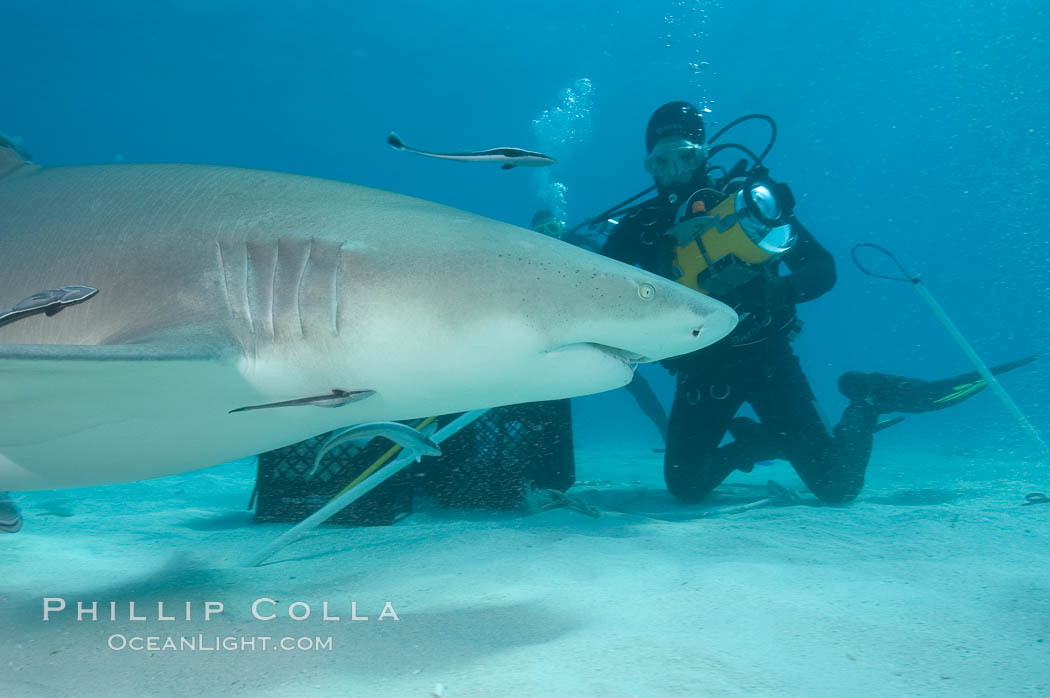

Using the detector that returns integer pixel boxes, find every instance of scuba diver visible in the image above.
[531,209,670,443]
[594,101,1033,504]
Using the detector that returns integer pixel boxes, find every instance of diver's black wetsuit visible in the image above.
[601,177,879,504]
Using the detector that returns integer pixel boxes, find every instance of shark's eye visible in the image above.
[638,283,655,300]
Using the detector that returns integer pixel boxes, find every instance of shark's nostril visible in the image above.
[692,327,702,338]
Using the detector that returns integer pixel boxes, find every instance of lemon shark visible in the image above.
[0,143,737,491]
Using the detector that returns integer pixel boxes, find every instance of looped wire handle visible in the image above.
[850,242,918,283]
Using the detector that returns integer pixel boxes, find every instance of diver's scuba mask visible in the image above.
[644,137,709,187]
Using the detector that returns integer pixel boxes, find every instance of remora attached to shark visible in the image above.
[0,143,737,491]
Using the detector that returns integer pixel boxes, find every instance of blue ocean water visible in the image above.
[3,3,1050,694]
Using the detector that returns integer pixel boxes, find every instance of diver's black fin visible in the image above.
[501,163,516,170]
[230,388,375,413]
[839,355,1037,415]
[875,416,906,432]
[923,355,1037,410]
[984,355,1037,376]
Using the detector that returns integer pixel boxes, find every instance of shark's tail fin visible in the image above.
[0,132,30,179]
[386,132,406,150]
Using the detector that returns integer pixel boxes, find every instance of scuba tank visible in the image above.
[667,167,796,296]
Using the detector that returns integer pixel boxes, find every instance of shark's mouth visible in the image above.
[545,342,650,368]
[543,342,653,374]
[586,343,651,366]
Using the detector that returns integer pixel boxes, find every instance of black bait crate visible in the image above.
[252,400,575,525]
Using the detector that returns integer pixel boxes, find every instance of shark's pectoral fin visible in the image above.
[229,389,375,414]
[0,325,241,364]
[501,163,516,170]
[0,328,243,447]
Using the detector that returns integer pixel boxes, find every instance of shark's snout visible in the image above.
[552,287,737,369]
[643,280,739,360]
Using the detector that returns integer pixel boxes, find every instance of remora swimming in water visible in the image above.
[386,132,556,169]
[0,142,737,491]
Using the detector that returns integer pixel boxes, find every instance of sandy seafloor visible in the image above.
[2,437,1048,698]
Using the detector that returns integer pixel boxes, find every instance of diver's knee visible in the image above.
[666,479,717,504]
[663,461,718,503]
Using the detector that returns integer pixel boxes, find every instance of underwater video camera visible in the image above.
[668,169,796,295]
